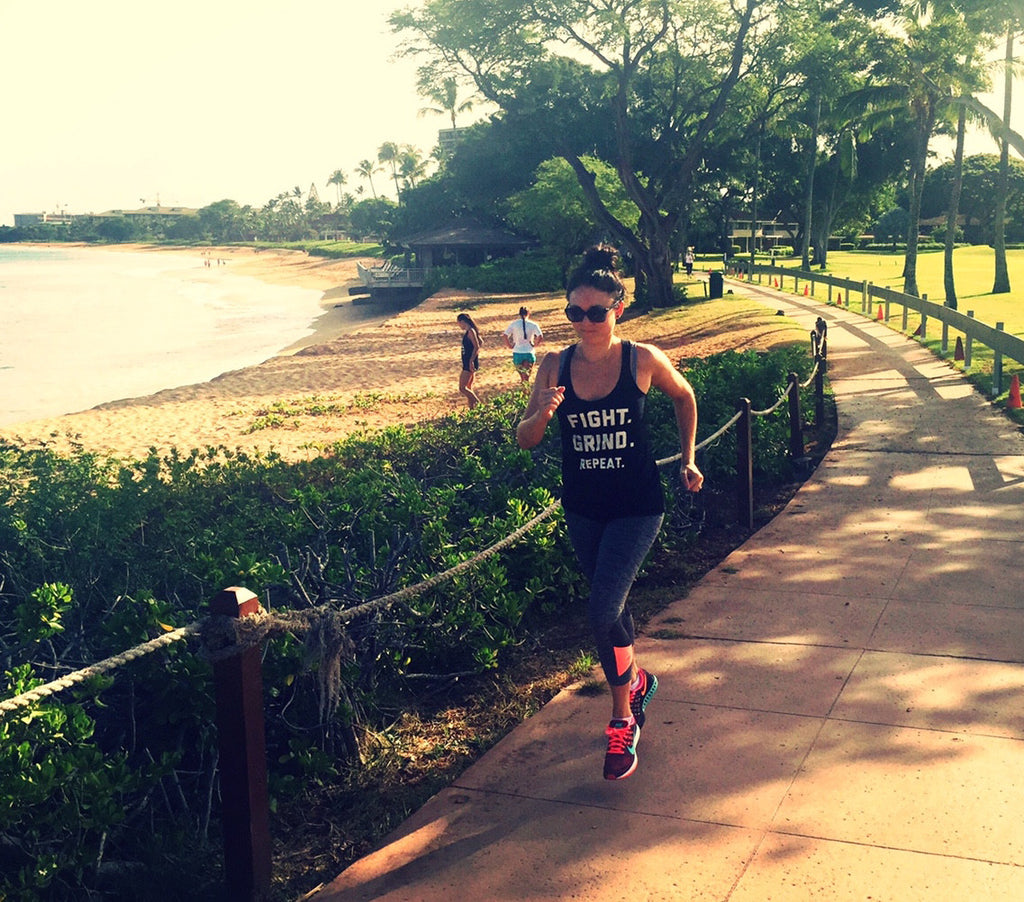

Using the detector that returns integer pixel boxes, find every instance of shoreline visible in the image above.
[109,243,393,355]
[0,244,557,461]
[1,244,799,463]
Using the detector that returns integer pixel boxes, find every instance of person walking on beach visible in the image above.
[516,244,703,781]
[503,306,543,383]
[457,312,482,409]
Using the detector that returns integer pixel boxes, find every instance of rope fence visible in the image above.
[0,623,203,716]
[0,350,825,720]
[0,331,829,898]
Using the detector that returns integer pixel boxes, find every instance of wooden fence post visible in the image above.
[994,322,1005,397]
[211,586,272,902]
[736,398,753,531]
[814,355,825,430]
[966,311,974,369]
[787,372,803,460]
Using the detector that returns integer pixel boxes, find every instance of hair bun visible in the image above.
[583,244,618,273]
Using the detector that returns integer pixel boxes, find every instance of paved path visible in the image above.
[314,285,1024,900]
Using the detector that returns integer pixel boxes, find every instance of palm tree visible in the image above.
[356,159,380,200]
[992,27,1014,294]
[943,96,968,309]
[326,169,347,207]
[418,75,474,129]
[377,142,403,200]
[399,145,429,191]
[843,9,977,296]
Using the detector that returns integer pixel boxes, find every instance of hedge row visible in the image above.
[0,345,813,899]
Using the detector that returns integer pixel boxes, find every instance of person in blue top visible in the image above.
[516,244,703,781]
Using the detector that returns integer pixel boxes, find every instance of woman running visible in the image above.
[516,244,703,780]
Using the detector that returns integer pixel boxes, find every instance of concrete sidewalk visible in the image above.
[315,286,1024,901]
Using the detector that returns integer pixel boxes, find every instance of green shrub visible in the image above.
[0,345,813,897]
[422,252,562,295]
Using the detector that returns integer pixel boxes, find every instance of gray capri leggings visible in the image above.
[564,510,664,687]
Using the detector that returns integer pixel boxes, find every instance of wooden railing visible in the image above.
[734,261,1024,397]
[355,261,427,289]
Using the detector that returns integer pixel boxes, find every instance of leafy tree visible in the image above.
[445,118,556,220]
[349,196,398,240]
[197,198,247,242]
[94,216,136,243]
[506,155,639,277]
[872,206,909,249]
[392,0,770,308]
[164,213,205,243]
[923,154,1024,245]
[390,175,468,238]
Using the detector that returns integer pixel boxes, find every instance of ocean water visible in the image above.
[0,245,327,427]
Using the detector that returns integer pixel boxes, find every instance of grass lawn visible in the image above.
[697,246,1024,423]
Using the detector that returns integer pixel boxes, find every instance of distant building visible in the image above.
[437,127,470,156]
[13,212,74,227]
[13,205,198,226]
[97,205,198,219]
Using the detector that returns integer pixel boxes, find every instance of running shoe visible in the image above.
[629,668,658,728]
[604,718,640,780]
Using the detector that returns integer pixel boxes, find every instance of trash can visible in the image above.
[708,270,724,299]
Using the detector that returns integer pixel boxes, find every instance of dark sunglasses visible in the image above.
[565,303,618,323]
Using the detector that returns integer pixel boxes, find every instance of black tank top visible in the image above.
[556,341,664,520]
[462,331,478,369]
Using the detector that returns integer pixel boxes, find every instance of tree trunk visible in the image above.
[801,95,821,272]
[750,121,763,272]
[993,29,1013,295]
[903,100,936,298]
[634,242,677,308]
[562,151,678,308]
[944,101,967,309]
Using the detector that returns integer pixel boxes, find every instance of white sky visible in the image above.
[0,1,454,225]
[0,1,1017,228]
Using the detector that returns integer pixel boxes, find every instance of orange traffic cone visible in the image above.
[876,306,883,321]
[954,336,964,361]
[1009,375,1022,410]
[804,284,809,297]
[773,278,779,288]
[837,291,843,306]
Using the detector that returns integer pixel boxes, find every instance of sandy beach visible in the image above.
[0,246,767,461]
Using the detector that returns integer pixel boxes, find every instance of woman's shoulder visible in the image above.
[536,344,570,380]
[631,341,675,374]
[631,340,666,359]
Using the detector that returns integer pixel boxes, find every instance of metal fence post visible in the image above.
[211,586,272,902]
[736,398,753,530]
